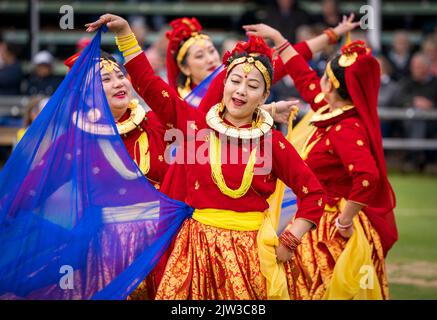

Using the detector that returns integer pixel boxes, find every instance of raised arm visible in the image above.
[244,14,359,61]
[86,14,198,133]
[242,17,360,111]
[304,14,360,56]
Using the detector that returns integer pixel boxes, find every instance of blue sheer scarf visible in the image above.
[0,29,193,300]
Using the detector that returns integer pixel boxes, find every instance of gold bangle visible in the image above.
[122,45,141,57]
[115,33,139,55]
[116,33,136,42]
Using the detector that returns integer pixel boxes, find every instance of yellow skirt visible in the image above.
[154,218,302,300]
[292,201,389,300]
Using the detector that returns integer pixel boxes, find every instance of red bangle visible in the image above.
[275,40,290,54]
[279,230,301,252]
[323,28,338,45]
[278,42,291,55]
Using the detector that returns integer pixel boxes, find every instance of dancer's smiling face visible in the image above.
[100,61,133,121]
[179,39,221,85]
[223,63,269,126]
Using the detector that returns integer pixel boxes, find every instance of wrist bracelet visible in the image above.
[323,28,338,45]
[276,41,291,55]
[335,217,353,230]
[275,40,290,53]
[279,230,301,252]
[115,32,141,57]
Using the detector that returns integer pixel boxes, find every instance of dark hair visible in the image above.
[227,52,274,93]
[329,55,351,101]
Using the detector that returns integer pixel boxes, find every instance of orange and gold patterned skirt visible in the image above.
[292,203,389,300]
[154,218,301,300]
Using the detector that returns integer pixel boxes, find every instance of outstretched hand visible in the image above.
[85,13,131,37]
[242,23,286,47]
[272,100,299,124]
[333,13,361,37]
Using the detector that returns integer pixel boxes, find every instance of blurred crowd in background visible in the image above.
[1,0,437,172]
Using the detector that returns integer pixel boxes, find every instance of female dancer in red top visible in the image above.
[86,14,326,299]
[244,21,398,299]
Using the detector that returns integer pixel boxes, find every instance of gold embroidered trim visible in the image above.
[310,104,355,124]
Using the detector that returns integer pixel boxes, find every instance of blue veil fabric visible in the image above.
[0,29,193,300]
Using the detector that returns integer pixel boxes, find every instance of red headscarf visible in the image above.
[342,41,398,254]
[63,52,81,71]
[198,36,273,112]
[165,17,205,92]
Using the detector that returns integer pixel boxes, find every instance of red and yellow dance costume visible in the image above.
[160,17,315,202]
[282,41,398,299]
[124,39,326,299]
[154,17,317,293]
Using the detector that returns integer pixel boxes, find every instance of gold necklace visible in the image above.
[116,99,150,175]
[206,103,273,140]
[116,99,146,135]
[209,131,257,199]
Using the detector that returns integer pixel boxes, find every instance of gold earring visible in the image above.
[184,76,191,90]
[255,106,261,124]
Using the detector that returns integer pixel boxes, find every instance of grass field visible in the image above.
[386,174,437,299]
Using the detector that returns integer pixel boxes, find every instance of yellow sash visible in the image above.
[192,208,263,232]
[322,200,383,300]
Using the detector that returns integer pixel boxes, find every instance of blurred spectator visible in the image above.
[386,31,413,81]
[377,55,399,108]
[76,37,91,53]
[145,26,168,80]
[376,55,400,138]
[24,51,63,96]
[130,16,149,50]
[221,38,240,56]
[145,46,166,80]
[0,41,22,95]
[16,95,49,144]
[262,0,311,43]
[317,0,341,28]
[421,35,437,77]
[297,24,337,76]
[296,24,317,43]
[393,52,437,170]
[394,53,437,110]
